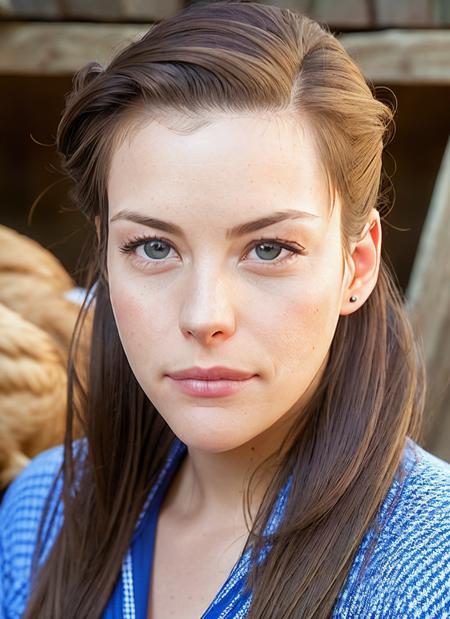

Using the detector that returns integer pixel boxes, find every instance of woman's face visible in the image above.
[106,112,353,453]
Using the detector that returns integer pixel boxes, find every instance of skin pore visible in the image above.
[101,111,381,533]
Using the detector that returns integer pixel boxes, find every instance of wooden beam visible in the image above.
[259,0,450,27]
[341,29,450,84]
[0,0,182,20]
[259,0,371,27]
[376,0,435,27]
[0,23,145,74]
[0,23,449,84]
[407,136,450,462]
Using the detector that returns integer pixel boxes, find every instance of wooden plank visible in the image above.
[60,0,182,20]
[0,0,182,19]
[433,0,450,26]
[3,0,449,26]
[407,136,450,462]
[3,0,60,18]
[0,23,145,74]
[376,0,434,26]
[121,0,182,20]
[259,0,450,27]
[0,23,450,85]
[258,0,371,26]
[434,0,450,23]
[54,0,125,20]
[340,29,450,84]
[310,0,371,27]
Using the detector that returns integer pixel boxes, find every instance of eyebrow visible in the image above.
[110,208,319,240]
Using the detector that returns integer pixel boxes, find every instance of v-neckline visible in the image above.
[127,438,293,619]
[131,439,187,617]
[130,438,254,618]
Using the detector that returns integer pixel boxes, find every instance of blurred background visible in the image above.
[0,0,449,465]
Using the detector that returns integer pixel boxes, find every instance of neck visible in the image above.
[162,407,299,531]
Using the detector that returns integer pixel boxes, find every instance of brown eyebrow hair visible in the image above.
[109,208,319,240]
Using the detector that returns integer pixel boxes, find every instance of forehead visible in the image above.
[107,111,333,221]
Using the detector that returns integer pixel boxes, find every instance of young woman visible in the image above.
[1,2,449,618]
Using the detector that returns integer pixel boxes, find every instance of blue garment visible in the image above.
[1,436,449,618]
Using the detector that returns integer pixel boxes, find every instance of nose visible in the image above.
[179,268,236,346]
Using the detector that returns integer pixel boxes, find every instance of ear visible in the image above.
[340,209,382,316]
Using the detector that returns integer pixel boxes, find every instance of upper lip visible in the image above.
[167,366,256,381]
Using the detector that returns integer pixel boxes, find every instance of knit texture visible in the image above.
[0,437,449,618]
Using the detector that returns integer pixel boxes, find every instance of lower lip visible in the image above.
[166,376,256,397]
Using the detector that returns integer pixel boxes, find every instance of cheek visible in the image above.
[108,276,171,360]
[256,267,343,368]
[266,299,336,361]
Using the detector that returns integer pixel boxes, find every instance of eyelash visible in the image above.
[118,233,307,269]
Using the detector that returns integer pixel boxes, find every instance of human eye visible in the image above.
[119,234,178,268]
[118,234,307,271]
[243,237,307,267]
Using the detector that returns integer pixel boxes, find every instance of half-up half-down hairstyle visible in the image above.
[23,2,424,617]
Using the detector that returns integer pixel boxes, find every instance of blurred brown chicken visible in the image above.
[0,225,92,491]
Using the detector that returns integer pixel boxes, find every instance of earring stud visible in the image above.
[350,295,358,303]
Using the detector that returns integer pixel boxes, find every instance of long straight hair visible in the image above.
[23,2,424,617]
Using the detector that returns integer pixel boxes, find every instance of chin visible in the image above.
[170,424,257,454]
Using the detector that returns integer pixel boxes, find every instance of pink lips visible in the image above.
[166,366,257,397]
[167,366,256,381]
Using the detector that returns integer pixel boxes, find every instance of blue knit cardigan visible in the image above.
[1,436,449,618]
